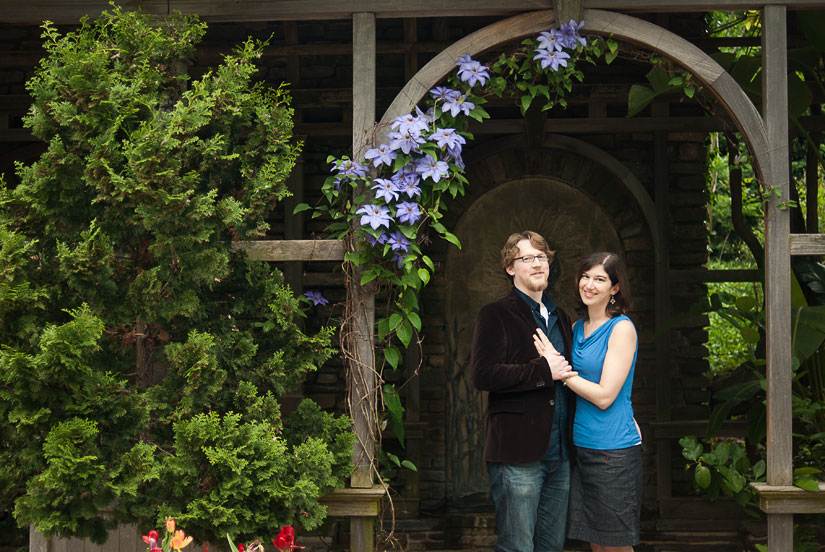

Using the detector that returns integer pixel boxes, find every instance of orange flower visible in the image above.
[170,530,193,550]
[165,518,176,533]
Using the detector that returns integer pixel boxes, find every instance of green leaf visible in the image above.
[740,326,761,344]
[397,321,414,348]
[384,346,402,369]
[421,255,435,272]
[752,459,766,479]
[417,268,430,286]
[694,465,712,489]
[401,460,418,472]
[292,202,312,214]
[226,534,239,552]
[714,442,730,464]
[386,452,401,467]
[794,478,820,491]
[626,84,656,117]
[520,94,534,114]
[360,269,378,285]
[441,231,462,249]
[389,312,404,331]
[383,384,406,447]
[793,467,822,477]
[735,296,757,312]
[605,49,618,64]
[407,311,422,332]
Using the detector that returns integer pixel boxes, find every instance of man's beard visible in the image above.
[525,278,548,293]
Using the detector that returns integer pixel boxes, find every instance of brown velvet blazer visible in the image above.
[471,288,574,464]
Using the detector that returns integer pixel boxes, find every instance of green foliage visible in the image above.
[0,5,351,545]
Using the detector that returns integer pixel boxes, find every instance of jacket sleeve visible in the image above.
[470,303,555,393]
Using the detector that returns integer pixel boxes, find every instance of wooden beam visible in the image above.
[669,268,761,283]
[4,1,825,24]
[319,485,386,517]
[752,482,825,514]
[789,233,825,256]
[231,239,345,261]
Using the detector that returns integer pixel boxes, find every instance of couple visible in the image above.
[471,230,642,552]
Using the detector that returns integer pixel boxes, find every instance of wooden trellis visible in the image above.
[9,1,825,551]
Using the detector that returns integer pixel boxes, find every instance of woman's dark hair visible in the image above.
[574,251,632,318]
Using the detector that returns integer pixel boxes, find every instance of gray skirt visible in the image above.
[567,444,642,547]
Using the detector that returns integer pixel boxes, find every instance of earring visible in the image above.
[609,295,616,305]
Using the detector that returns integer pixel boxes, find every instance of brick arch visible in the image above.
[439,137,655,502]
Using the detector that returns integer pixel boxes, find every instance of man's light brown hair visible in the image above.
[500,230,555,277]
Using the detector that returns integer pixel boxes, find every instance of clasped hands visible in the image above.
[533,330,577,381]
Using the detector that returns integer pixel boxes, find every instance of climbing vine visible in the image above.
[297,19,616,474]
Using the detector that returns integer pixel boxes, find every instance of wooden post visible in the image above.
[762,5,794,551]
[552,0,582,24]
[350,12,377,552]
[652,100,673,502]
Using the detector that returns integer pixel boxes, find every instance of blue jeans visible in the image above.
[487,459,570,552]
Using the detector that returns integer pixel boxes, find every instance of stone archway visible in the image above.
[442,136,653,503]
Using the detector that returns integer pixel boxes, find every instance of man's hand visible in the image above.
[533,330,577,381]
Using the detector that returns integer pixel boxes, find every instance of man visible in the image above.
[471,230,576,552]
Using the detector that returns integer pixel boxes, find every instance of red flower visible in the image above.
[238,545,246,552]
[142,530,160,548]
[272,527,303,551]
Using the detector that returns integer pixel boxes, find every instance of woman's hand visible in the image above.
[533,330,577,381]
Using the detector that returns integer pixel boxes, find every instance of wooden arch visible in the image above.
[379,9,770,183]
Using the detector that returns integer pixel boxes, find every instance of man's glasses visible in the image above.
[514,255,549,264]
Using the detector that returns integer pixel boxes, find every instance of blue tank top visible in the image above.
[571,315,640,450]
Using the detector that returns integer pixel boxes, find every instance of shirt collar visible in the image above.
[513,287,557,314]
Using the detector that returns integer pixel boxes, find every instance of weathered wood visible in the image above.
[231,240,345,261]
[650,420,747,439]
[762,6,794,551]
[29,527,50,552]
[553,0,582,24]
[349,16,377,552]
[762,3,793,489]
[4,1,825,24]
[789,233,825,256]
[319,485,386,517]
[752,482,825,514]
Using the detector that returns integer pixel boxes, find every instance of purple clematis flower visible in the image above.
[366,231,388,247]
[356,204,393,230]
[398,176,422,198]
[304,290,329,306]
[331,158,368,177]
[364,143,397,168]
[560,19,587,48]
[391,112,430,136]
[456,58,491,88]
[416,157,450,183]
[537,29,565,52]
[534,48,570,71]
[372,178,400,203]
[430,86,461,101]
[447,145,466,170]
[392,252,406,268]
[395,201,422,225]
[387,231,411,253]
[442,94,475,117]
[388,130,426,154]
[430,127,467,150]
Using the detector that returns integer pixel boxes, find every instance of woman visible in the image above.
[534,251,642,552]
